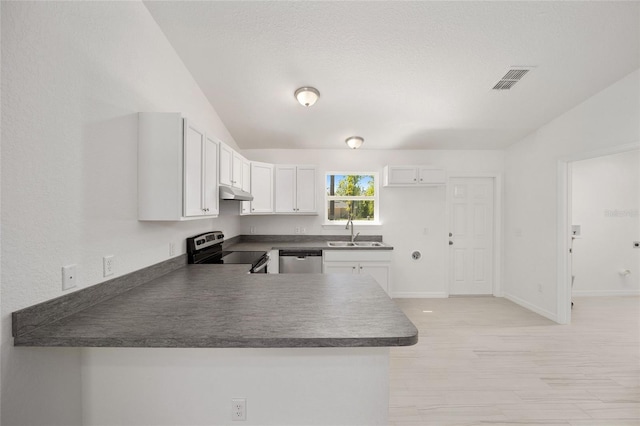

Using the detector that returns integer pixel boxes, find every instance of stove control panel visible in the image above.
[187,231,224,253]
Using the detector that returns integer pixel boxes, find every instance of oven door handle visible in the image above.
[251,256,269,273]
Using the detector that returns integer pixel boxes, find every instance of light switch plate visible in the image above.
[62,264,77,290]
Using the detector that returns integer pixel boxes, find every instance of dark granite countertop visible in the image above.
[225,235,393,252]
[14,265,417,348]
[227,241,394,251]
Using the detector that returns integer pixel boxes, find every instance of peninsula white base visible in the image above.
[81,347,389,425]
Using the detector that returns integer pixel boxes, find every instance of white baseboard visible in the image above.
[392,292,448,299]
[572,289,640,297]
[503,293,558,322]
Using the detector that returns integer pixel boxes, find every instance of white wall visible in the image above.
[504,69,640,320]
[82,347,389,426]
[1,2,241,424]
[571,150,640,296]
[242,149,504,297]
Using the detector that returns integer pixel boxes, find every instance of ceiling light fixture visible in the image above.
[345,136,364,150]
[294,87,320,107]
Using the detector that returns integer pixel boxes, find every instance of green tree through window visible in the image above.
[326,174,377,222]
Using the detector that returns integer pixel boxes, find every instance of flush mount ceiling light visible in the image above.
[345,136,364,150]
[294,87,320,107]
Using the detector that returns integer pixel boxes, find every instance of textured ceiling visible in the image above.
[144,1,639,150]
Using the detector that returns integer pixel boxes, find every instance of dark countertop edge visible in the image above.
[229,234,393,250]
[274,244,393,251]
[14,334,418,348]
[236,234,384,243]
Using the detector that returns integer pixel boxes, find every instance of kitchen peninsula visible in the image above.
[13,254,417,425]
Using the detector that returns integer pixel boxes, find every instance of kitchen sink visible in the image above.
[326,241,384,247]
[353,241,384,247]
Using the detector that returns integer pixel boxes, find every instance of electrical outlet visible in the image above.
[295,227,300,234]
[301,227,307,234]
[62,264,77,290]
[250,226,256,234]
[103,255,114,277]
[232,398,246,421]
[169,243,176,257]
[537,283,543,293]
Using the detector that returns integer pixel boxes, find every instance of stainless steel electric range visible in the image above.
[186,231,269,273]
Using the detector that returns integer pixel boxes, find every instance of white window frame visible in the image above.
[324,171,381,226]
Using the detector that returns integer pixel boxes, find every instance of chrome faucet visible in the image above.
[345,217,360,242]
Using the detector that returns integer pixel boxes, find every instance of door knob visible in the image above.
[449,232,453,237]
[449,241,454,245]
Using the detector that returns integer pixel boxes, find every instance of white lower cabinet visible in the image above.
[267,249,279,274]
[323,250,391,295]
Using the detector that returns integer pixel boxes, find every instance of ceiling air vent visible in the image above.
[492,67,534,90]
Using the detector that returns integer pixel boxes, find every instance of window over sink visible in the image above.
[325,172,379,224]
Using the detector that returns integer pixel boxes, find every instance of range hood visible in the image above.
[219,185,253,201]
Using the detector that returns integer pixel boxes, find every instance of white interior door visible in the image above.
[449,177,494,295]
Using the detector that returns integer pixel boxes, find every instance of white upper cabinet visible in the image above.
[249,162,274,213]
[232,151,244,189]
[418,168,446,184]
[220,142,246,189]
[275,165,316,214]
[202,135,219,215]
[138,112,218,221]
[183,121,206,217]
[384,166,417,185]
[275,165,296,213]
[219,143,233,187]
[383,165,446,186]
[240,159,252,214]
[295,166,317,213]
[184,123,219,217]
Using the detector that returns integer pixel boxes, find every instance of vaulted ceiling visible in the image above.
[144,1,639,150]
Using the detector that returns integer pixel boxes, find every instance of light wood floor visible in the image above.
[389,296,640,426]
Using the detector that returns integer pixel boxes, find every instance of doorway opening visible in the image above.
[557,144,639,324]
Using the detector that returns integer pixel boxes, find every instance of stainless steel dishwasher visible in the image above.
[279,249,323,273]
